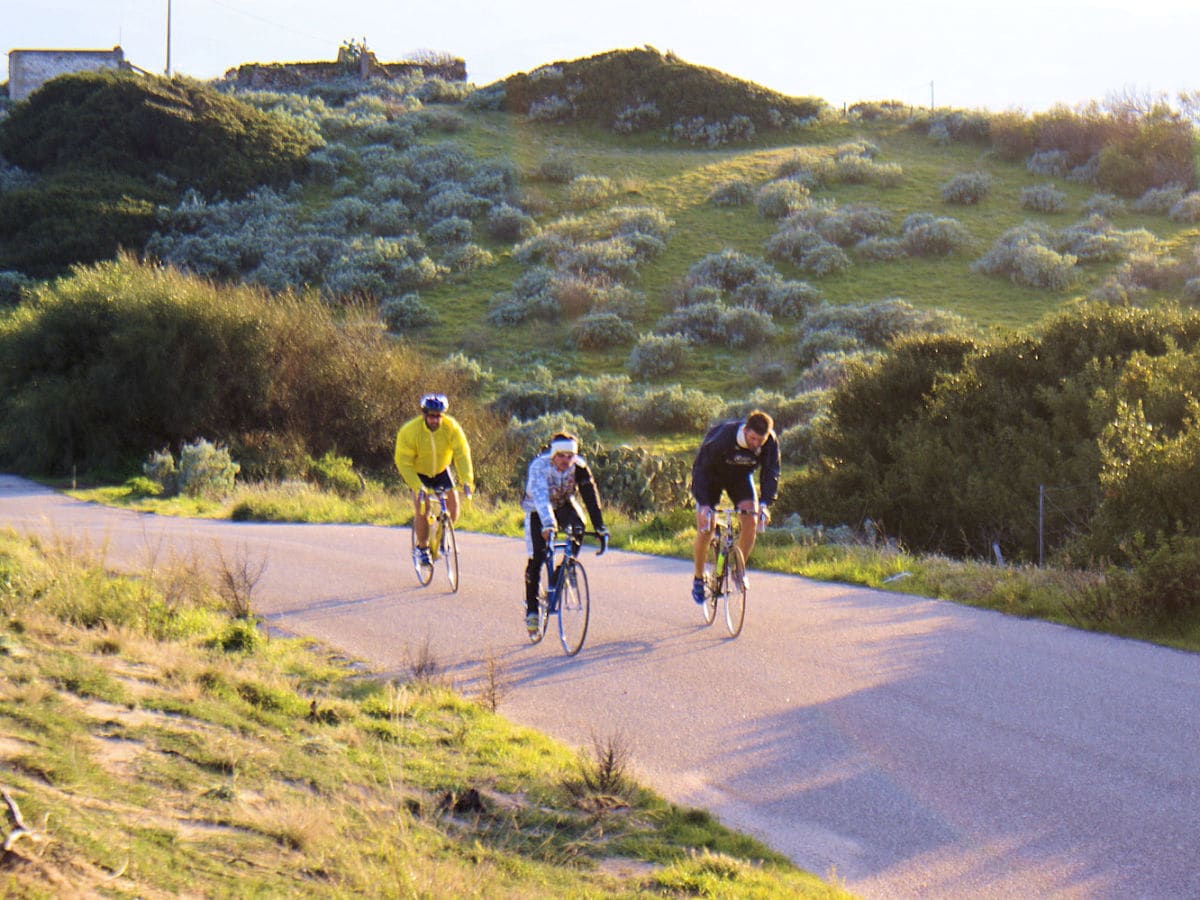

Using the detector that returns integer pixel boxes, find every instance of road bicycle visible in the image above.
[528,526,608,656]
[411,488,459,592]
[701,507,748,637]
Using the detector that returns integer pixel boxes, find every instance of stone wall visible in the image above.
[226,50,467,91]
[8,47,128,101]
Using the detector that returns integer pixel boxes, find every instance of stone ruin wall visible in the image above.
[8,47,128,101]
[227,51,467,91]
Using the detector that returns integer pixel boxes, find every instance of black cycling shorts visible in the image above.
[693,474,757,510]
[418,469,454,492]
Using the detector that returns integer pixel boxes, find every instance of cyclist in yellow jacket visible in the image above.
[394,393,474,566]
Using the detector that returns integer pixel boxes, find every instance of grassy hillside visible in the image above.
[403,107,1198,396]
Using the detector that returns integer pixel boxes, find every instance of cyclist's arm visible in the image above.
[758,433,782,506]
[524,456,557,532]
[393,422,425,493]
[574,460,605,532]
[448,417,475,492]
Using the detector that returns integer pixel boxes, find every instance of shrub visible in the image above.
[533,154,580,183]
[324,236,445,300]
[0,71,317,195]
[567,174,619,209]
[765,228,851,276]
[1021,183,1069,214]
[1053,216,1155,262]
[755,180,809,219]
[528,94,574,122]
[814,154,903,187]
[426,216,473,245]
[1132,184,1186,215]
[1080,193,1126,217]
[855,236,907,261]
[381,293,439,332]
[1168,192,1200,224]
[1096,536,1200,622]
[668,115,756,146]
[1026,150,1068,177]
[941,172,993,205]
[708,179,754,207]
[306,450,363,497]
[612,101,661,134]
[486,203,537,241]
[0,169,166,277]
[973,223,1079,289]
[685,250,775,292]
[780,202,891,248]
[572,312,636,349]
[0,255,441,476]
[177,438,240,498]
[504,412,598,459]
[0,270,34,307]
[628,333,690,379]
[730,277,820,319]
[143,447,179,495]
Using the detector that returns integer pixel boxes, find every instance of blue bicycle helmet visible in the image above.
[419,393,448,413]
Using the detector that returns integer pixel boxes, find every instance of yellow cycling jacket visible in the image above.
[393,414,475,493]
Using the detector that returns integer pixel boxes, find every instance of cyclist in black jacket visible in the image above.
[689,410,780,604]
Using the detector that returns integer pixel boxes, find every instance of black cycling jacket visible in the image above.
[690,420,781,507]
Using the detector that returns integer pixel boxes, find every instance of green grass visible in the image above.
[0,529,848,897]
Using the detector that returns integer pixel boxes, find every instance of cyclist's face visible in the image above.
[423,412,442,431]
[551,451,575,471]
[744,428,766,451]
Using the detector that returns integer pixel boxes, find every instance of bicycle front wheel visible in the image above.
[724,546,746,638]
[411,520,433,586]
[701,538,721,626]
[556,560,590,656]
[440,517,459,593]
[528,562,552,645]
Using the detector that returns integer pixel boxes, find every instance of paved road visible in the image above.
[3,473,1199,898]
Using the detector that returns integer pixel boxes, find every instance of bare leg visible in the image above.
[446,489,460,524]
[413,492,430,548]
[736,502,758,567]
[693,506,713,578]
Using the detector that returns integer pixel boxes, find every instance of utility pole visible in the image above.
[165,0,172,75]
[930,80,935,110]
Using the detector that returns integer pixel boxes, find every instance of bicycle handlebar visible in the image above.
[552,527,608,557]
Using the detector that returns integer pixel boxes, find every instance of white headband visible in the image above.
[550,438,578,456]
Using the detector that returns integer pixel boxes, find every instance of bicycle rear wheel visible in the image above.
[439,517,459,592]
[701,538,721,626]
[556,560,590,656]
[724,546,746,638]
[410,519,434,586]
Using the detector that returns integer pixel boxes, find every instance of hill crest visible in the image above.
[499,46,824,135]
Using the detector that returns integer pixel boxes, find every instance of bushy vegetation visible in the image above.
[0,71,319,277]
[500,47,822,140]
[788,304,1200,573]
[989,102,1195,196]
[0,256,492,477]
[0,71,317,193]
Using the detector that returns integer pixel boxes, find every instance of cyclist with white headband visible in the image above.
[521,432,608,636]
[394,393,475,567]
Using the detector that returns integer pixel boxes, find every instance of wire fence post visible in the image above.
[1038,483,1045,568]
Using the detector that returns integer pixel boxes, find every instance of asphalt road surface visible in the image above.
[3,473,1199,898]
